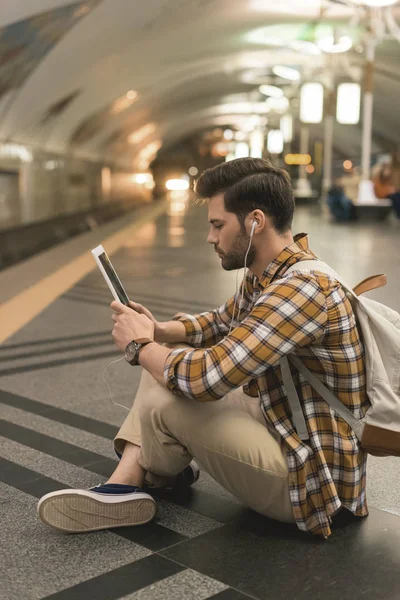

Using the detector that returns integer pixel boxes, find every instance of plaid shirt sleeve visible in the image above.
[164,274,328,401]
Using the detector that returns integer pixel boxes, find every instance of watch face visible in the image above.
[125,341,139,364]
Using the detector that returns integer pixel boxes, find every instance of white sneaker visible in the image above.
[37,483,156,533]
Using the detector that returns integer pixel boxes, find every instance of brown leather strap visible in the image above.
[353,274,387,296]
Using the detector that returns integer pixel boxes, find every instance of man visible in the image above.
[38,158,369,538]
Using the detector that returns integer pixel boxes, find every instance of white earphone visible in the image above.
[228,218,258,334]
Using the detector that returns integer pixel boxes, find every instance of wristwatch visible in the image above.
[124,340,152,366]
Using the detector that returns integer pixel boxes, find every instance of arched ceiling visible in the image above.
[1,0,400,169]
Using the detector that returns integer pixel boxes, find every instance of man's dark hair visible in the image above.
[195,157,294,233]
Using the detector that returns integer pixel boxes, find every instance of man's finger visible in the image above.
[110,301,136,314]
[111,314,118,322]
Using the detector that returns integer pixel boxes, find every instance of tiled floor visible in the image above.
[1,202,400,599]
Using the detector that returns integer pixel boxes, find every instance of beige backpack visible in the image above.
[280,260,400,457]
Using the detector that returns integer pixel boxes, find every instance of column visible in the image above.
[322,89,335,197]
[361,38,375,181]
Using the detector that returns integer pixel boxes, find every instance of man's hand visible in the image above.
[127,301,165,342]
[111,301,155,352]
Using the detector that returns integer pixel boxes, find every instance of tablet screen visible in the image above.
[98,251,130,305]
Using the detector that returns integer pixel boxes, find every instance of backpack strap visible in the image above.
[280,356,309,440]
[280,259,364,442]
[284,259,357,299]
[285,354,364,442]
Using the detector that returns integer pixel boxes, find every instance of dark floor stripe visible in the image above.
[62,294,177,318]
[0,420,116,475]
[42,554,185,600]
[73,284,210,311]
[0,389,117,439]
[115,520,187,551]
[207,588,256,599]
[0,330,110,351]
[0,338,114,363]
[0,349,118,377]
[0,390,246,526]
[0,457,187,551]
[170,487,246,525]
[0,405,245,524]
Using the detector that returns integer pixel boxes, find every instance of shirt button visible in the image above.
[169,376,177,386]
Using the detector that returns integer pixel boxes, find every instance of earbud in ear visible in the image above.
[250,220,257,236]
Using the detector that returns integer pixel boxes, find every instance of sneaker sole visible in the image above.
[38,492,156,533]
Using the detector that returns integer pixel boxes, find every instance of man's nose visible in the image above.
[207,231,217,244]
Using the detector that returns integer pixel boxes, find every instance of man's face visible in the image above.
[207,193,256,271]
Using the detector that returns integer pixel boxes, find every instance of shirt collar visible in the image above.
[253,233,312,291]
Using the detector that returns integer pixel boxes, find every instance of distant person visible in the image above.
[372,162,400,219]
[37,158,369,539]
[326,178,354,221]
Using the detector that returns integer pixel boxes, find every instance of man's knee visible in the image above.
[137,372,180,425]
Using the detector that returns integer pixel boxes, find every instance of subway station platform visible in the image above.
[1,200,400,599]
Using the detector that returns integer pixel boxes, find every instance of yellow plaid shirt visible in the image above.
[164,233,369,538]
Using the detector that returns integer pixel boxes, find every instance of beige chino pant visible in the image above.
[115,364,294,524]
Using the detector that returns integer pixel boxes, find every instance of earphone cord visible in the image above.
[228,226,255,335]
[102,356,131,412]
[105,224,255,405]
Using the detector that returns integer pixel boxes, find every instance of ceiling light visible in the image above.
[259,85,283,98]
[336,83,361,125]
[128,123,156,144]
[250,130,264,158]
[289,40,321,56]
[235,142,250,158]
[267,130,284,155]
[272,66,301,81]
[132,173,153,184]
[265,96,289,113]
[111,92,138,114]
[166,179,189,191]
[317,35,353,54]
[280,114,293,143]
[223,129,234,140]
[300,83,324,123]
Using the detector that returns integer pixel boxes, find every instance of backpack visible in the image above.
[280,260,400,457]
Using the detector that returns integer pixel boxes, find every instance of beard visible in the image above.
[216,230,256,271]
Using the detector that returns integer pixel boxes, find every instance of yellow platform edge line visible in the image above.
[0,201,168,344]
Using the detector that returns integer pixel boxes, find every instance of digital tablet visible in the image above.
[91,244,130,305]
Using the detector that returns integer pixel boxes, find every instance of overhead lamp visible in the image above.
[265,96,289,113]
[132,173,153,184]
[223,129,234,140]
[128,123,156,144]
[267,130,284,154]
[336,83,361,124]
[250,130,264,158]
[235,142,250,158]
[300,83,324,123]
[289,40,321,56]
[317,35,353,54]
[280,114,293,143]
[166,179,189,191]
[347,0,398,6]
[234,131,247,141]
[111,91,138,114]
[272,66,300,81]
[259,85,283,98]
